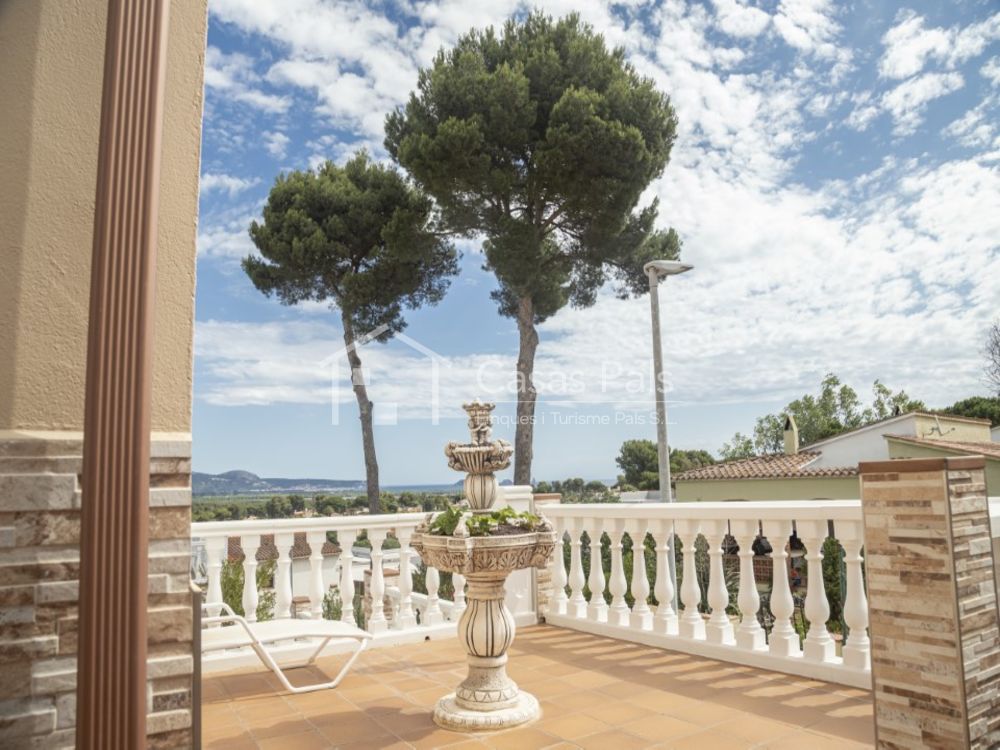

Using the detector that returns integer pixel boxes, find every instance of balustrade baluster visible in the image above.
[452,572,467,620]
[676,520,705,640]
[367,529,388,632]
[568,519,588,618]
[339,529,358,626]
[762,519,800,657]
[546,519,568,616]
[799,521,835,662]
[424,564,445,625]
[839,522,870,671]
[587,522,608,623]
[705,521,735,645]
[241,534,261,622]
[305,531,325,619]
[396,532,417,629]
[204,537,227,621]
[608,521,630,627]
[730,521,764,650]
[626,521,652,630]
[274,533,295,619]
[653,520,678,635]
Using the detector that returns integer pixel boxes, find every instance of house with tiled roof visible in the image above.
[676,411,995,501]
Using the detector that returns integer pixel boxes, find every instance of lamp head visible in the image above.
[644,260,693,278]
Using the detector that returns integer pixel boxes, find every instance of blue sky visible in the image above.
[193,0,1000,484]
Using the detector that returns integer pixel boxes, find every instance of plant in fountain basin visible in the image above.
[427,503,545,538]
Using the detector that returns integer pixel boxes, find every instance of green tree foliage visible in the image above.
[615,439,715,489]
[536,478,617,503]
[243,151,458,513]
[265,496,292,519]
[386,12,680,483]
[940,395,1000,426]
[720,374,925,459]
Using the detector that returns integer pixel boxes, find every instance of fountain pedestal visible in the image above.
[411,531,556,731]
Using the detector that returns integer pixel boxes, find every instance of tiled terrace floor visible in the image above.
[202,625,874,750]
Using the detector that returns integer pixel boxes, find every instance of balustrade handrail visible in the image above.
[543,499,862,522]
[192,511,432,538]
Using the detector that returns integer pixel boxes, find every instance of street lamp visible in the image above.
[644,259,692,611]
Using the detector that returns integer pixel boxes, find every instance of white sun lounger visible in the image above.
[201,603,372,693]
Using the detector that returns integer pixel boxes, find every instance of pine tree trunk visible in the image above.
[514,295,539,485]
[342,314,381,514]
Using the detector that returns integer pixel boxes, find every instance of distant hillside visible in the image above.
[192,470,364,496]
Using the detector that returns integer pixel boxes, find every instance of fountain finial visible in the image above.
[444,400,512,511]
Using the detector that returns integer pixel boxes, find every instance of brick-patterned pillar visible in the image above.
[859,456,1000,749]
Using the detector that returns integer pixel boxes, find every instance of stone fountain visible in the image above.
[411,400,556,731]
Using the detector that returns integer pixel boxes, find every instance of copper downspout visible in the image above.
[76,1,170,747]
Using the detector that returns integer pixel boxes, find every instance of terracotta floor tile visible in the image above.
[593,700,650,726]
[537,712,611,739]
[484,727,561,750]
[626,714,701,742]
[575,728,653,749]
[257,729,333,749]
[549,690,609,711]
[314,714,395,743]
[713,716,799,744]
[666,728,742,750]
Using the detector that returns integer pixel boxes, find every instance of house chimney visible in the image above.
[783,414,799,455]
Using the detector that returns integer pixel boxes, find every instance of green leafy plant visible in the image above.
[427,504,543,537]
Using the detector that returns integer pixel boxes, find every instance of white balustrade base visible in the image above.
[544,612,872,689]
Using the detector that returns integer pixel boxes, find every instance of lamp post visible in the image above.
[644,259,692,611]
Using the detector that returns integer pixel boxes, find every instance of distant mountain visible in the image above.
[192,470,364,496]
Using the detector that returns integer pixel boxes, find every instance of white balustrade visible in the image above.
[241,534,261,622]
[762,518,801,658]
[625,521,652,630]
[839,521,870,671]
[367,529,388,633]
[653,520,677,635]
[274,533,295,619]
[608,521,630,627]
[799,520,835,663]
[543,500,872,688]
[586,523,608,622]
[704,520,735,646]
[192,513,465,641]
[730,520,764,651]
[675,519,705,640]
[567,519,588,618]
[424,564,445,625]
[339,528,358,625]
[204,536,227,620]
[452,572,467,619]
[547,520,569,617]
[306,531,326,619]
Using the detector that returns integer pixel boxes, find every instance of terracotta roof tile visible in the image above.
[676,451,858,481]
[885,435,1000,460]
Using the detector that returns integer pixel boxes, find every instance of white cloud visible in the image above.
[942,96,998,148]
[196,204,261,259]
[983,56,1000,87]
[263,130,290,158]
[204,46,291,114]
[711,0,770,39]
[882,71,964,135]
[200,173,260,196]
[879,10,1000,80]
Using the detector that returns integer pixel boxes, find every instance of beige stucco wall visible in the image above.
[675,476,860,502]
[0,0,207,433]
[913,414,992,442]
[887,439,998,495]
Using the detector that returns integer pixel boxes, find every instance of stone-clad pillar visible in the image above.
[859,456,1000,749]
